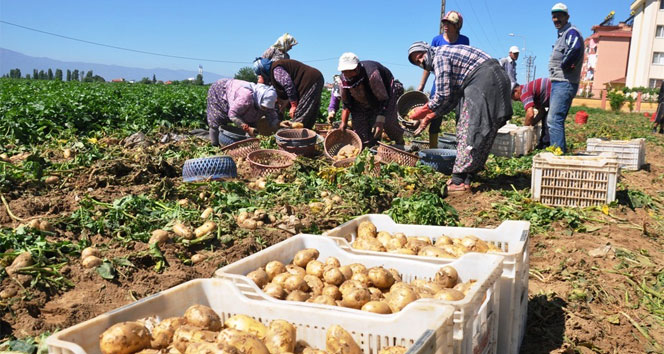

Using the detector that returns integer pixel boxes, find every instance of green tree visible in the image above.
[234,66,257,83]
[38,70,46,80]
[9,68,21,78]
[83,70,94,82]
[139,77,152,84]
[194,73,204,85]
[55,69,63,81]
[48,68,54,80]
[66,69,71,81]
[72,69,79,81]
[33,69,38,79]
[152,74,156,84]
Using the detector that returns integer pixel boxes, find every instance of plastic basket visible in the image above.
[531,152,620,207]
[323,215,530,354]
[438,133,458,150]
[215,235,503,354]
[411,140,430,151]
[277,140,318,157]
[417,149,456,174]
[220,125,250,141]
[396,91,429,124]
[275,128,318,147]
[221,138,260,160]
[182,156,237,182]
[490,124,535,157]
[585,138,646,171]
[247,149,296,177]
[324,129,363,159]
[45,278,455,354]
[377,142,419,167]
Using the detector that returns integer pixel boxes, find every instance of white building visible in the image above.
[626,0,664,88]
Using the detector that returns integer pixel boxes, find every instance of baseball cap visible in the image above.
[338,52,360,71]
[509,46,520,53]
[551,3,568,14]
[442,11,463,29]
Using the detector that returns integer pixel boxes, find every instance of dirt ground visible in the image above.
[1,138,663,353]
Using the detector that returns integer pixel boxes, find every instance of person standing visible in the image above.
[337,53,405,145]
[416,10,470,148]
[500,46,520,86]
[327,75,342,124]
[547,3,584,152]
[512,78,552,148]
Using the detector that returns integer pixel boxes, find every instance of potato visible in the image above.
[191,254,207,264]
[185,342,239,354]
[225,314,267,340]
[324,257,341,268]
[151,317,188,348]
[135,349,162,354]
[81,247,101,259]
[326,325,361,354]
[302,348,327,354]
[323,267,345,286]
[405,238,429,253]
[338,265,353,281]
[357,221,377,239]
[352,237,386,252]
[284,274,309,293]
[378,346,407,354]
[348,263,367,275]
[184,305,221,331]
[367,287,384,301]
[265,261,286,281]
[305,260,325,278]
[149,229,170,245]
[434,288,465,301]
[434,235,453,247]
[45,175,59,185]
[173,223,194,240]
[265,320,296,354]
[201,207,214,219]
[440,244,465,258]
[434,266,459,288]
[461,236,489,253]
[376,231,393,247]
[82,255,103,268]
[311,294,338,306]
[386,269,402,283]
[341,287,371,309]
[338,280,364,295]
[412,236,432,245]
[385,237,406,251]
[367,268,395,290]
[63,148,73,159]
[386,287,419,312]
[263,283,286,299]
[286,290,310,302]
[418,246,455,259]
[361,300,392,314]
[293,248,320,267]
[389,248,416,255]
[303,275,324,295]
[217,328,269,354]
[195,221,217,238]
[99,321,151,354]
[322,285,342,300]
[247,268,269,289]
[416,281,444,295]
[285,264,306,277]
[272,273,292,288]
[453,280,476,295]
[350,272,371,287]
[242,219,258,230]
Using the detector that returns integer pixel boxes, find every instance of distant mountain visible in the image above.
[0,48,227,83]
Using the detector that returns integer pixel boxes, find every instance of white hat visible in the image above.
[338,52,360,71]
[509,46,520,53]
[551,3,568,14]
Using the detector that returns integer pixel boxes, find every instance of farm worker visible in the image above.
[546,3,584,152]
[336,53,405,146]
[327,75,342,124]
[206,79,280,146]
[407,42,512,193]
[512,78,552,149]
[499,46,520,86]
[416,10,470,148]
[653,80,664,134]
[253,58,324,129]
[262,33,298,61]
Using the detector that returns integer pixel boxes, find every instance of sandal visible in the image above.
[446,180,470,194]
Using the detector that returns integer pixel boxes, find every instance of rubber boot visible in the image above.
[429,133,438,149]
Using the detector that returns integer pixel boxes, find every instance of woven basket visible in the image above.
[324,129,363,159]
[221,138,260,159]
[314,123,333,138]
[247,149,296,176]
[277,141,317,157]
[377,142,419,167]
[275,128,317,146]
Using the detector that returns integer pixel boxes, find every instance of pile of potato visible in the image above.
[99,305,406,354]
[351,221,503,258]
[333,145,359,161]
[245,248,476,314]
[236,209,276,230]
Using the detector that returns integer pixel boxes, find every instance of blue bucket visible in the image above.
[417,149,456,174]
[182,156,237,182]
[219,125,249,145]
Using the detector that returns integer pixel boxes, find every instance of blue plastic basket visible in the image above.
[182,156,237,182]
[220,125,249,143]
[438,133,458,150]
[417,149,457,174]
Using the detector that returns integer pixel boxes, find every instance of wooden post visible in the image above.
[636,92,642,112]
[439,0,446,34]
[601,89,607,110]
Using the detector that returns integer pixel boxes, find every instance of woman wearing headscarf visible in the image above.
[407,42,512,193]
[206,79,280,146]
[336,52,405,145]
[262,33,298,61]
[253,57,324,129]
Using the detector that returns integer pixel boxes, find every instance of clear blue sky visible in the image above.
[1,0,632,88]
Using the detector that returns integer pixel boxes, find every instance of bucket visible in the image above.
[574,110,588,125]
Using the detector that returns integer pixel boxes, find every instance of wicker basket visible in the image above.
[314,123,333,138]
[275,128,317,146]
[247,149,296,176]
[221,138,260,159]
[377,142,419,167]
[324,129,363,159]
[277,141,317,157]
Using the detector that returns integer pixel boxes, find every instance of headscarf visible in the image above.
[408,41,435,71]
[272,33,298,52]
[252,57,273,78]
[252,83,277,110]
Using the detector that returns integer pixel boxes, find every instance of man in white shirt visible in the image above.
[500,46,520,85]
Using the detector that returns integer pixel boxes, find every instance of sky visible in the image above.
[0,0,633,89]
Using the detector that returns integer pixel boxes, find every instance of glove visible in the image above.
[289,101,297,119]
[409,105,433,121]
[413,114,436,136]
[372,122,384,140]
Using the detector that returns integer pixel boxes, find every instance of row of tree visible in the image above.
[4,68,106,82]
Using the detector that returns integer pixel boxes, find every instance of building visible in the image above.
[580,23,632,97]
[626,0,664,89]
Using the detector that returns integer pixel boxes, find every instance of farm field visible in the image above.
[1,78,663,353]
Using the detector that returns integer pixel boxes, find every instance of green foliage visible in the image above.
[512,100,525,117]
[387,191,459,226]
[607,89,626,112]
[234,67,258,83]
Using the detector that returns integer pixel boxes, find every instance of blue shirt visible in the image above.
[430,34,470,95]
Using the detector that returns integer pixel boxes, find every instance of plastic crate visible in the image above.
[215,235,503,354]
[586,138,646,171]
[324,215,530,354]
[490,124,535,157]
[45,278,455,354]
[531,152,620,207]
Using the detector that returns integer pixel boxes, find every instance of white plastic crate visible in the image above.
[215,235,503,354]
[45,278,455,354]
[323,215,530,354]
[586,138,646,171]
[490,124,535,157]
[531,152,620,207]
